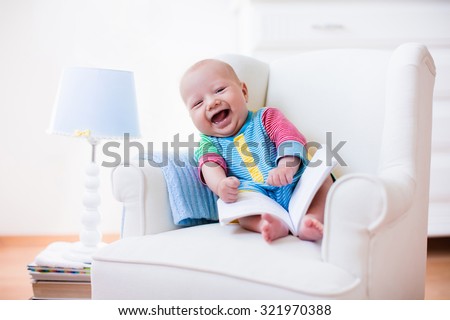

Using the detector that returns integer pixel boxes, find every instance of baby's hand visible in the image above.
[217,176,240,203]
[267,166,296,186]
[267,156,300,186]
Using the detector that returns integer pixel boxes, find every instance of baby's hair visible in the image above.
[182,59,241,84]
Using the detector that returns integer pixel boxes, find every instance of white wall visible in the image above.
[0,0,238,235]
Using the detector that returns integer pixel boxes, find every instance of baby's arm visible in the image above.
[201,162,240,203]
[262,107,306,187]
[267,156,301,186]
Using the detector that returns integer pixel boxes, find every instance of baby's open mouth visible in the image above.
[211,109,230,124]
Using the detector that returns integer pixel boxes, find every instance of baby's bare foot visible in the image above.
[298,216,323,241]
[261,214,289,243]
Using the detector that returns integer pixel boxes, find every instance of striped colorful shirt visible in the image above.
[195,107,308,210]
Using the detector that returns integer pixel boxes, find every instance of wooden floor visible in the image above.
[424,237,450,299]
[0,234,120,300]
[0,235,449,300]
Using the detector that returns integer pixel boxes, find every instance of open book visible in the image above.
[217,146,338,236]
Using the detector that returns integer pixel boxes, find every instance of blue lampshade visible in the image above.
[48,67,141,139]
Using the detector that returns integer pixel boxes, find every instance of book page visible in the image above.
[288,146,337,234]
[217,191,295,233]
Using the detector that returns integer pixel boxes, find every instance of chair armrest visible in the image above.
[322,174,385,279]
[321,172,423,298]
[320,44,433,298]
[111,161,179,238]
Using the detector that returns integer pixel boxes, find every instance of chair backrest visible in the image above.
[267,49,392,177]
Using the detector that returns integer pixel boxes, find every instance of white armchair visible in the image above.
[91,43,435,299]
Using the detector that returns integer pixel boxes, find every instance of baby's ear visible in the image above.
[241,82,249,102]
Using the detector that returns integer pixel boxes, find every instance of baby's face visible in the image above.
[180,61,249,138]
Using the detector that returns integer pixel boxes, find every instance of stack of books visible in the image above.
[27,242,92,300]
[27,264,91,300]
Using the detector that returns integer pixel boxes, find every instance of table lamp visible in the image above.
[48,67,140,264]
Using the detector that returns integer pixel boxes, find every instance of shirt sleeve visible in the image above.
[261,107,308,164]
[195,134,228,184]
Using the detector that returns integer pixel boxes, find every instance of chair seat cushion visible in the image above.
[92,224,360,299]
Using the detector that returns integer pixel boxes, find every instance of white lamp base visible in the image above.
[63,241,106,264]
[40,143,107,266]
[63,158,105,264]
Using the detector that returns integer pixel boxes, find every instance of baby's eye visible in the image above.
[192,100,203,108]
[215,87,225,94]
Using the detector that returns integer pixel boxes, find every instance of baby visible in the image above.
[180,59,333,243]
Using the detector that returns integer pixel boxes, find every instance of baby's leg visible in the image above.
[236,187,289,243]
[298,175,333,241]
[298,213,324,241]
[238,214,289,243]
[261,214,290,243]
